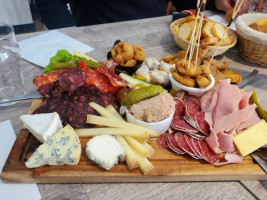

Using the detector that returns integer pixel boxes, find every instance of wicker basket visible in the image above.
[236,13,267,66]
[170,18,237,57]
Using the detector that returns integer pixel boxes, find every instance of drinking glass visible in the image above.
[0,22,25,106]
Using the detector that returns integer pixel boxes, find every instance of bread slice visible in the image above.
[201,37,219,45]
[213,35,233,46]
[187,20,201,40]
[180,15,195,24]
[20,112,63,143]
[178,23,193,41]
[202,21,215,38]
[212,23,227,40]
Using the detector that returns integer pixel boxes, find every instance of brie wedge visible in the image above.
[20,112,63,143]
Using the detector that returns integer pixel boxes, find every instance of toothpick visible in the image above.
[207,0,245,69]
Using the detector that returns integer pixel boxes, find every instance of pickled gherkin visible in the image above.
[250,91,267,122]
[121,85,163,106]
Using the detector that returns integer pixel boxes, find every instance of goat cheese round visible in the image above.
[86,135,125,170]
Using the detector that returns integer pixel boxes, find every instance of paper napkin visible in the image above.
[208,14,236,30]
[0,120,41,200]
[18,30,94,67]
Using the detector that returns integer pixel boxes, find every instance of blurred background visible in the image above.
[0,0,266,35]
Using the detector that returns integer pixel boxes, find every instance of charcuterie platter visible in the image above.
[2,2,267,182]
[1,97,267,183]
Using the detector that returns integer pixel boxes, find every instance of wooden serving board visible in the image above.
[1,99,267,183]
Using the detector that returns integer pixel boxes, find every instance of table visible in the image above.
[1,14,267,199]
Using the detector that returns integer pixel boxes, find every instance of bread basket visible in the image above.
[235,13,267,66]
[170,18,237,57]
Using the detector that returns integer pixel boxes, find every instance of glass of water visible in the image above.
[0,22,25,106]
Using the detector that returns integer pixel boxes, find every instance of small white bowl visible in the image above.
[126,109,174,135]
[169,73,215,97]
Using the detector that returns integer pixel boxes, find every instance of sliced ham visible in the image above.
[205,129,223,154]
[200,84,219,112]
[213,104,257,133]
[213,79,243,120]
[239,90,252,109]
[237,107,261,131]
[225,152,243,163]
[217,132,236,153]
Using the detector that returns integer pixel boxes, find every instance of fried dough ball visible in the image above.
[133,45,146,61]
[200,64,211,76]
[172,72,195,87]
[112,42,134,63]
[176,59,202,78]
[220,69,242,84]
[115,54,124,66]
[196,75,210,88]
[124,59,137,67]
[160,51,186,65]
[192,46,209,65]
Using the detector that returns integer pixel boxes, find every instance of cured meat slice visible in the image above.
[185,132,205,140]
[33,69,64,88]
[195,112,210,135]
[58,68,87,93]
[171,116,198,133]
[184,115,199,130]
[175,132,198,159]
[168,127,176,134]
[184,134,202,159]
[157,133,178,155]
[198,140,221,164]
[96,65,127,87]
[167,132,185,154]
[185,97,200,119]
[173,98,186,117]
[191,138,204,159]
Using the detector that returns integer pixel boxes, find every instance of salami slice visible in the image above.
[173,98,186,117]
[167,132,185,154]
[185,96,200,119]
[191,137,204,159]
[198,140,221,164]
[168,127,176,134]
[184,115,199,130]
[157,133,178,155]
[175,132,198,159]
[195,112,210,135]
[184,134,201,159]
[185,132,205,140]
[171,116,198,133]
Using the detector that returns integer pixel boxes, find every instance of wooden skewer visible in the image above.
[187,0,206,70]
[207,0,245,69]
[183,0,202,68]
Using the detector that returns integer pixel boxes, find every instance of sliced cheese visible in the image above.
[233,120,267,157]
[20,112,63,143]
[26,125,81,168]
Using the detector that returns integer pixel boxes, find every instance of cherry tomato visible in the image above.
[116,87,130,102]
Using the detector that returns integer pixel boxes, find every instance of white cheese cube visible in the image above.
[86,135,125,170]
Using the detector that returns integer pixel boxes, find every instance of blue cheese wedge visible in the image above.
[26,125,81,168]
[86,135,125,170]
[20,112,63,143]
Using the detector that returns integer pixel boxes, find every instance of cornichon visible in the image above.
[250,91,267,121]
[121,85,164,106]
